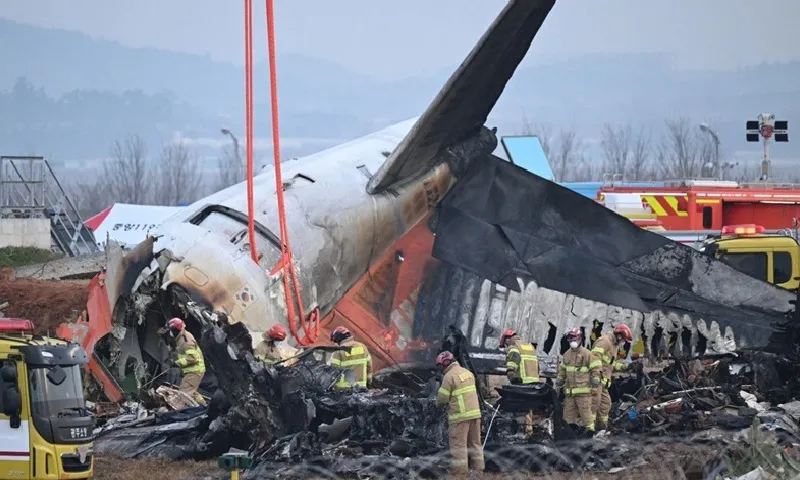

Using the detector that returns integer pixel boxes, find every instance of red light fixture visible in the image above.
[721,224,765,235]
[0,318,35,333]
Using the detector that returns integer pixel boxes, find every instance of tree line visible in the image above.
[67,116,796,219]
[67,134,246,218]
[524,116,797,184]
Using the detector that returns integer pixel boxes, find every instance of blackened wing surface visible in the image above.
[432,155,795,320]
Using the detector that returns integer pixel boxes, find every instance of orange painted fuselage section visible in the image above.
[319,219,438,371]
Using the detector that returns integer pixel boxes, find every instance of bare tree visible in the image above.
[630,127,652,181]
[570,158,596,182]
[600,123,653,181]
[521,116,554,160]
[551,129,584,182]
[154,141,204,205]
[519,117,589,182]
[655,117,713,179]
[67,180,112,219]
[215,143,245,191]
[600,123,632,177]
[104,134,152,204]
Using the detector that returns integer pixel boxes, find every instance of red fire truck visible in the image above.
[599,179,800,232]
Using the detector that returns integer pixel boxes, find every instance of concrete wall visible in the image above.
[0,218,50,249]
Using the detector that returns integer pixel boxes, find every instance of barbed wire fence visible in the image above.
[241,413,800,479]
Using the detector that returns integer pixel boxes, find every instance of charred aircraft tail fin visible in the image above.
[366,0,557,194]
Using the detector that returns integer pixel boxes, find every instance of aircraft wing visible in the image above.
[366,0,556,194]
[431,155,796,320]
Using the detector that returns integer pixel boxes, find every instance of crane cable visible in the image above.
[244,0,257,265]
[244,0,319,345]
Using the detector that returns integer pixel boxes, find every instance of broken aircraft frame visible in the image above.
[59,0,797,402]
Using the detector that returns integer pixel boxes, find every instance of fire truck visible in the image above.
[599,179,800,231]
[0,318,94,479]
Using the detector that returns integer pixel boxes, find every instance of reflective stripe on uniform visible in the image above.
[332,345,369,388]
[564,386,592,396]
[444,385,481,422]
[256,354,276,364]
[177,347,205,374]
[508,343,540,384]
[591,347,612,365]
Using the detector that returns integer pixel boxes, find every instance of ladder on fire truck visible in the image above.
[0,156,99,257]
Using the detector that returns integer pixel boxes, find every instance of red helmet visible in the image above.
[613,324,633,342]
[499,328,517,347]
[167,318,185,331]
[331,326,352,344]
[267,324,287,341]
[566,327,582,343]
[436,351,455,369]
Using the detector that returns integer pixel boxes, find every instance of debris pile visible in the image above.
[612,354,800,436]
[89,320,800,480]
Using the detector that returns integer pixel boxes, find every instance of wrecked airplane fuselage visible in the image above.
[93,0,558,387]
[101,125,494,387]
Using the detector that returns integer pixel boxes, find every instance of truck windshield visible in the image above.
[28,365,86,417]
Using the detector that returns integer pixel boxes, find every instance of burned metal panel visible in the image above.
[367,0,557,193]
[104,238,155,312]
[431,154,794,324]
[414,261,789,363]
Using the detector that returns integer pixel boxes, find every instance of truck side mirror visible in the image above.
[1,363,22,428]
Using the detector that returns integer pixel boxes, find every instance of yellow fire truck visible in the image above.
[0,318,94,479]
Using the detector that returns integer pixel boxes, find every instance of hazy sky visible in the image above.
[2,0,799,79]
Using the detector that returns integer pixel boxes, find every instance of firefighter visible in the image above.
[435,350,485,475]
[555,328,601,432]
[590,323,634,431]
[254,324,299,366]
[165,317,207,406]
[500,328,540,435]
[329,326,372,390]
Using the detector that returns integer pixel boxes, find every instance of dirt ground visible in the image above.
[95,441,715,480]
[0,267,89,333]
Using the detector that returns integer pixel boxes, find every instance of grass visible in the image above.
[0,246,61,267]
[94,456,222,480]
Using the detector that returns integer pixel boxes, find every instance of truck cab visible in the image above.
[697,224,800,291]
[0,318,94,479]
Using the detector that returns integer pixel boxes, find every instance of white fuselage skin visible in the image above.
[143,118,461,348]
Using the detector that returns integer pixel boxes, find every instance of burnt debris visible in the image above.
[92,320,800,479]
